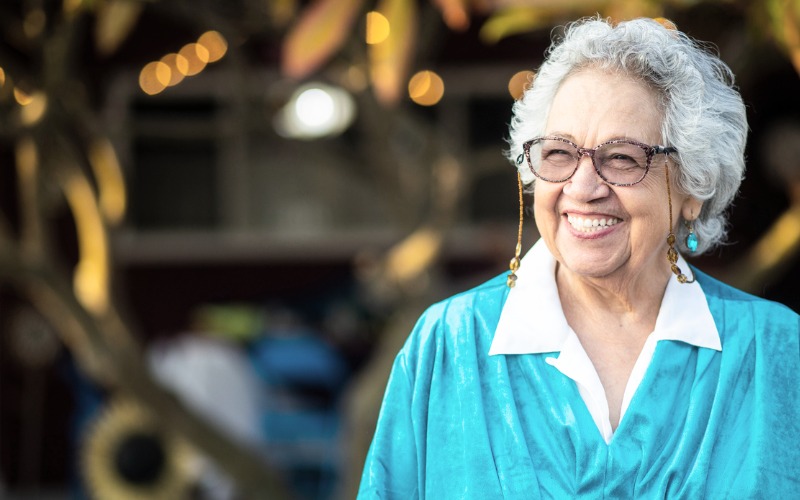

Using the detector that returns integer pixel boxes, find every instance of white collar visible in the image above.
[489,239,721,355]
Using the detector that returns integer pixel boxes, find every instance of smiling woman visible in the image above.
[533,69,699,290]
[358,17,800,499]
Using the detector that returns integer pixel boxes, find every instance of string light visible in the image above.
[159,53,188,86]
[139,32,228,95]
[177,43,208,76]
[197,31,227,63]
[139,61,170,95]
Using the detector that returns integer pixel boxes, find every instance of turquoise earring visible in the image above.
[684,219,698,253]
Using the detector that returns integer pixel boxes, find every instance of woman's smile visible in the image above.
[565,213,621,235]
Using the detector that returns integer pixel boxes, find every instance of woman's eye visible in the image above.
[605,154,644,170]
[610,154,634,161]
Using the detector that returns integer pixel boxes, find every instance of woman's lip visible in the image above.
[562,210,620,218]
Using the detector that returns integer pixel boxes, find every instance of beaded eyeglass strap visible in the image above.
[664,158,695,284]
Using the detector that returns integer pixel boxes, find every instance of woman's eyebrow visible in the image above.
[545,132,648,144]
[545,131,577,141]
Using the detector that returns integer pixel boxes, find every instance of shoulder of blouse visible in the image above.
[694,267,799,354]
[397,273,510,366]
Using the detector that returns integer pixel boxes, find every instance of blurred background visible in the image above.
[0,0,798,499]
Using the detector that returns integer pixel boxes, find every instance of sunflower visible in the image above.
[81,397,197,500]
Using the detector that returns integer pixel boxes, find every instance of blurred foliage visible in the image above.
[0,0,798,497]
[283,0,800,105]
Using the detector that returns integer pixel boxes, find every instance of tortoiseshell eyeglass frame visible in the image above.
[517,136,678,187]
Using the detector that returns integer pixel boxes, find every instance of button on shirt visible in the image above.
[489,239,721,443]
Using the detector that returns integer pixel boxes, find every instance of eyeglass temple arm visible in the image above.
[654,146,677,155]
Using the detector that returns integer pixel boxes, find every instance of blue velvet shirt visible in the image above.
[358,269,800,498]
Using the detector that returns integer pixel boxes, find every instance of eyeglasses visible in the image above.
[518,136,677,186]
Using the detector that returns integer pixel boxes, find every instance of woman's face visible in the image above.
[533,68,697,283]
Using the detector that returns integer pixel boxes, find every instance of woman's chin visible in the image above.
[557,249,629,281]
[562,261,620,280]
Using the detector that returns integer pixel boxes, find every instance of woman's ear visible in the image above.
[681,197,704,220]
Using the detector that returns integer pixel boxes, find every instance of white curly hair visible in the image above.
[506,17,748,254]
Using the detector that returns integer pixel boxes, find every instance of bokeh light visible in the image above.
[139,61,171,95]
[366,11,391,45]
[652,17,677,30]
[139,32,228,95]
[178,43,209,76]
[274,82,356,139]
[296,88,335,128]
[341,65,368,92]
[408,70,445,106]
[160,53,188,86]
[197,31,227,63]
[508,70,535,100]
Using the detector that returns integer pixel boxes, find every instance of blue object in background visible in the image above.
[249,329,349,393]
[249,329,350,500]
[61,355,104,500]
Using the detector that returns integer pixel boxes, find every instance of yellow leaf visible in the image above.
[766,0,800,75]
[268,0,297,28]
[385,227,442,284]
[88,138,127,225]
[490,0,602,9]
[783,4,800,74]
[605,0,660,22]
[369,0,418,105]
[282,0,365,79]
[63,173,109,314]
[95,0,144,56]
[479,8,548,45]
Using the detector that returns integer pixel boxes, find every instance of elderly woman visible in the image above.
[358,17,800,498]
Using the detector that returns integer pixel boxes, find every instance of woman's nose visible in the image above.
[564,154,608,200]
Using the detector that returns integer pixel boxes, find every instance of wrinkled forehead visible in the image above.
[545,68,665,145]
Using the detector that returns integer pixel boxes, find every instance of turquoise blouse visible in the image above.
[358,270,800,498]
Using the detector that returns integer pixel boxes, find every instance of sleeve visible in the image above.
[357,350,421,499]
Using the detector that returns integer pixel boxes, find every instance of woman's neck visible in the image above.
[555,260,672,430]
[555,260,670,344]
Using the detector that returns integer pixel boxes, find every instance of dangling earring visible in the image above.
[663,159,695,284]
[684,219,698,253]
[507,172,523,288]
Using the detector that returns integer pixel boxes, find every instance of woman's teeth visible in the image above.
[567,215,620,232]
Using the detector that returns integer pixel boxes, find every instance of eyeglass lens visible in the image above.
[527,138,650,185]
